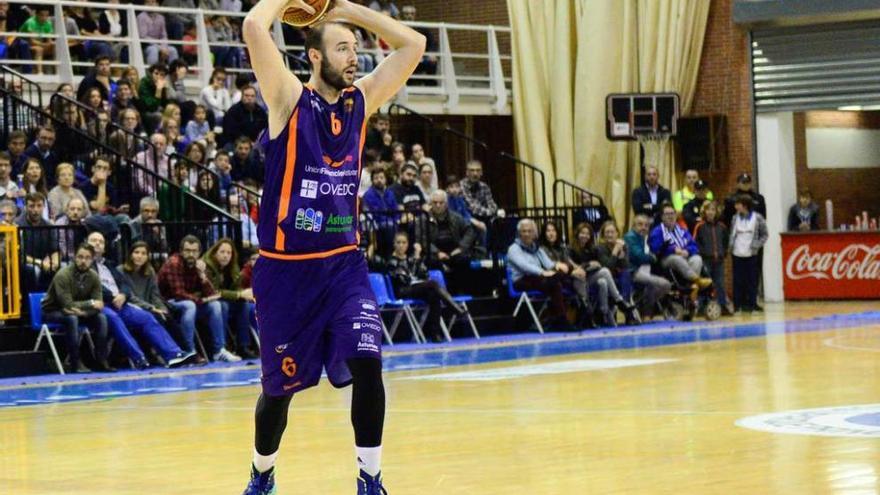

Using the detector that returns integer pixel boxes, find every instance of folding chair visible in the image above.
[383,274,429,344]
[505,267,547,334]
[427,269,480,340]
[367,273,422,345]
[29,292,95,375]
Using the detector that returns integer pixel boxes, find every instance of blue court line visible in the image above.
[0,312,879,409]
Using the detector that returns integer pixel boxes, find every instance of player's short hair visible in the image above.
[25,192,46,205]
[76,243,96,257]
[400,163,418,175]
[179,235,201,251]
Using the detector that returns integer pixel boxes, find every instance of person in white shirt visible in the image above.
[200,68,232,125]
[729,194,768,314]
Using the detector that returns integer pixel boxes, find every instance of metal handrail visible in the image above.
[552,179,606,209]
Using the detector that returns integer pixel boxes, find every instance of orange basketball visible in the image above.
[281,0,332,28]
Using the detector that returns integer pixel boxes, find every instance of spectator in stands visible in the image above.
[6,130,27,176]
[362,166,398,256]
[418,190,481,290]
[180,22,199,65]
[230,136,264,183]
[80,156,128,216]
[694,200,731,315]
[203,238,257,358]
[20,159,50,219]
[572,191,609,233]
[130,196,168,256]
[539,220,593,327]
[788,188,820,232]
[390,163,426,212]
[138,63,172,131]
[416,163,436,199]
[400,6,438,85]
[163,117,187,154]
[207,15,242,68]
[157,235,241,362]
[134,133,170,195]
[228,192,259,249]
[18,5,54,75]
[0,152,19,202]
[222,85,268,146]
[364,114,392,160]
[184,141,208,170]
[0,6,32,66]
[163,0,195,41]
[167,59,191,108]
[138,0,179,65]
[87,231,195,369]
[98,0,129,63]
[117,241,200,361]
[597,221,637,311]
[681,179,710,234]
[673,169,713,213]
[723,173,766,227]
[41,243,111,373]
[369,0,399,18]
[407,143,436,182]
[649,203,713,293]
[86,109,113,148]
[48,163,91,220]
[77,56,116,103]
[194,170,220,220]
[17,126,59,185]
[108,110,141,157]
[69,5,114,62]
[16,192,60,289]
[161,103,183,130]
[54,197,89,258]
[201,68,232,125]
[571,222,638,327]
[110,81,138,123]
[631,165,671,225]
[460,160,499,223]
[445,175,487,234]
[385,231,465,342]
[186,104,213,145]
[507,218,573,331]
[729,195,768,314]
[623,214,671,319]
[121,65,142,91]
[0,199,16,224]
[210,152,234,197]
[389,141,406,174]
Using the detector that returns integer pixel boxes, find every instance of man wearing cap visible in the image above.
[673,169,713,212]
[723,173,766,227]
[682,179,711,233]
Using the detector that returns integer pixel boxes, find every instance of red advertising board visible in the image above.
[782,232,880,299]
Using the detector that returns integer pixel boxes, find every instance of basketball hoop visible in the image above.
[637,133,670,169]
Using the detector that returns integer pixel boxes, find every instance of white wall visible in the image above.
[756,112,797,303]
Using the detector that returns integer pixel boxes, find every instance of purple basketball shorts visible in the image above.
[252,249,382,396]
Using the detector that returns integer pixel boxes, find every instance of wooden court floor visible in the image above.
[1,301,879,494]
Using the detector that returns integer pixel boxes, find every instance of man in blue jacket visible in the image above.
[649,204,712,290]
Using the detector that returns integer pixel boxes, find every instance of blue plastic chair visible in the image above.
[382,274,428,344]
[505,266,547,334]
[368,273,420,345]
[427,270,480,340]
[29,292,95,375]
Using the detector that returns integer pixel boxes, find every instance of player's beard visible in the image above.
[320,60,352,91]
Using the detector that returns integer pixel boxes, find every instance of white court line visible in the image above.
[822,337,880,353]
[396,358,675,381]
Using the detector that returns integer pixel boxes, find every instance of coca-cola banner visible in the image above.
[782,232,880,299]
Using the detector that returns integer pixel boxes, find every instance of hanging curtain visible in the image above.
[507,0,709,225]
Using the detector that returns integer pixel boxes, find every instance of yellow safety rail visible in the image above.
[0,225,21,319]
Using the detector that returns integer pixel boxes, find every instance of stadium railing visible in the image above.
[0,0,511,109]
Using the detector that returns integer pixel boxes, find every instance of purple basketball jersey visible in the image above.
[258,85,367,259]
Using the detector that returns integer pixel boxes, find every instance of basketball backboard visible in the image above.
[606,93,680,141]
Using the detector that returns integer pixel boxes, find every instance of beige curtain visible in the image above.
[507,0,710,224]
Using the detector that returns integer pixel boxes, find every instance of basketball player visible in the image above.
[241,1,425,494]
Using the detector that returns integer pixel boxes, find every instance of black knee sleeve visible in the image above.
[254,392,293,455]
[347,358,385,447]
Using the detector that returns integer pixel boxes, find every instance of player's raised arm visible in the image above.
[326,0,426,115]
[242,0,311,137]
